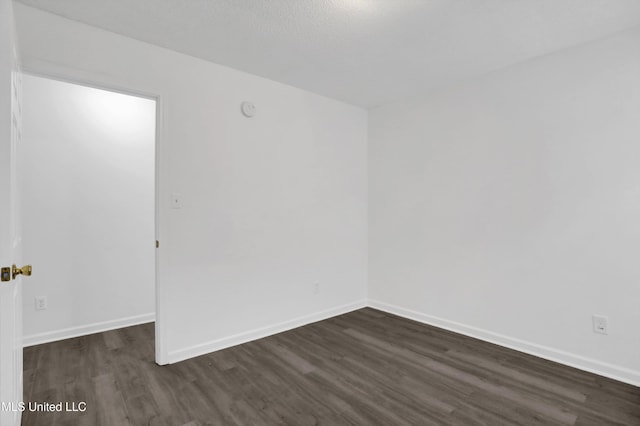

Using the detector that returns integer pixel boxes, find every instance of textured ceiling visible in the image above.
[16,0,640,107]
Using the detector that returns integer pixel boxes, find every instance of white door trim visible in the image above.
[20,64,169,365]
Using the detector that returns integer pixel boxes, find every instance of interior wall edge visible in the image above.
[367,299,640,387]
[167,300,367,364]
[22,312,155,347]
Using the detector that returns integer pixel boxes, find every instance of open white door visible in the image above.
[0,1,24,425]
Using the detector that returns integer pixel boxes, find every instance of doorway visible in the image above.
[20,75,157,348]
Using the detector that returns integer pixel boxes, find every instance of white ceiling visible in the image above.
[16,0,640,108]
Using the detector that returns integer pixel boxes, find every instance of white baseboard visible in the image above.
[22,313,155,347]
[167,300,367,364]
[368,299,640,387]
[24,301,639,388]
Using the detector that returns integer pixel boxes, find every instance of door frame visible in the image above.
[21,65,168,365]
[1,7,23,421]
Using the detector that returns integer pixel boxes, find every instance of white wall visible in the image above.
[19,1,638,387]
[369,28,640,385]
[14,5,368,363]
[21,75,156,345]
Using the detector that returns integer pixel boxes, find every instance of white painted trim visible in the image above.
[20,298,640,387]
[168,300,367,364]
[368,299,640,387]
[21,65,161,101]
[22,313,155,347]
[153,93,167,366]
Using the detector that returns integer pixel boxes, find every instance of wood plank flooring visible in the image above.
[22,308,640,425]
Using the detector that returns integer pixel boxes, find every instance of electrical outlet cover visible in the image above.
[35,296,47,311]
[592,315,608,335]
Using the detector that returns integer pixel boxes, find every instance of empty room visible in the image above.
[1,0,639,425]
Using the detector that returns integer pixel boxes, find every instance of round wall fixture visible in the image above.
[241,101,256,118]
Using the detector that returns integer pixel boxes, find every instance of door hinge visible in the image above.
[156,240,159,248]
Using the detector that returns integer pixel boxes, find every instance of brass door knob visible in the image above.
[12,264,32,280]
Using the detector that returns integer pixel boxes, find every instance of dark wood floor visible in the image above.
[22,308,640,425]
